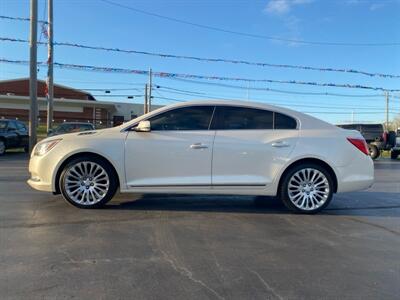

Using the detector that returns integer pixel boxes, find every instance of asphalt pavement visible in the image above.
[0,153,399,299]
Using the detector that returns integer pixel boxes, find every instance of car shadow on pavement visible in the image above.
[106,192,400,217]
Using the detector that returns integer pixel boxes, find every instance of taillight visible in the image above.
[347,138,369,156]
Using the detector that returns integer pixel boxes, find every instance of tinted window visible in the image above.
[149,106,214,131]
[16,121,26,130]
[79,124,94,131]
[7,121,17,131]
[337,124,358,130]
[275,112,297,129]
[212,106,273,130]
[0,121,7,130]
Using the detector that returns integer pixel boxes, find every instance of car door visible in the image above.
[16,121,29,147]
[210,106,299,187]
[124,105,216,187]
[6,121,19,147]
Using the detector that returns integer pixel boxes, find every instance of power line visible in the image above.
[0,15,47,24]
[3,37,399,79]
[156,87,400,112]
[157,81,385,98]
[2,58,399,92]
[99,0,400,47]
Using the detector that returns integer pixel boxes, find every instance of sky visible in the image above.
[1,0,400,124]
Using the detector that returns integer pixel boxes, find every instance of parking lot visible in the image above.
[0,153,399,299]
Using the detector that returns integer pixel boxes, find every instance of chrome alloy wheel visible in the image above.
[64,161,110,205]
[287,168,330,211]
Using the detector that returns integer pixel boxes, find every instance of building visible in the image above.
[0,78,162,126]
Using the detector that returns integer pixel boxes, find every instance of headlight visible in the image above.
[33,139,62,156]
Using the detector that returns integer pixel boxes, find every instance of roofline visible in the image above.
[0,94,116,107]
[0,77,96,100]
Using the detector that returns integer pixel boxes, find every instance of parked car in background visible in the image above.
[0,119,29,155]
[28,100,374,214]
[336,123,396,159]
[48,122,95,137]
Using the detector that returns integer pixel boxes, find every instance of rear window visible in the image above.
[360,124,383,131]
[274,112,297,129]
[211,106,273,130]
[211,106,297,130]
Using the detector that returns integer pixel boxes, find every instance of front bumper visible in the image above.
[27,178,53,192]
[27,152,59,193]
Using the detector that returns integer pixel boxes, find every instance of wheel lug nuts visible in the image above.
[90,183,94,186]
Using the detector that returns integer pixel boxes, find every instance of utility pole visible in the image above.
[46,0,54,132]
[148,68,152,112]
[29,0,38,153]
[144,83,148,115]
[385,91,389,129]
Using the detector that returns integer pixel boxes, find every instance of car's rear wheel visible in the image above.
[59,156,118,209]
[0,140,5,156]
[368,144,380,160]
[280,164,333,214]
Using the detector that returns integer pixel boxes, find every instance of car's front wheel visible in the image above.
[280,163,334,214]
[59,156,118,208]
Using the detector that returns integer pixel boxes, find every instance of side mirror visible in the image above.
[135,120,151,132]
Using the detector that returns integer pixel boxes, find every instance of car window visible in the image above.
[148,106,215,131]
[0,121,7,130]
[7,121,17,131]
[274,112,297,129]
[56,124,71,133]
[16,122,26,130]
[211,106,273,130]
[79,124,94,131]
[337,124,358,130]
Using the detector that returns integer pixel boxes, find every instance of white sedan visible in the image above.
[28,100,374,214]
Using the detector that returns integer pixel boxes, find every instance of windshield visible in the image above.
[0,121,8,129]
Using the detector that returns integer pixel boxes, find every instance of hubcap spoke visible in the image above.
[64,161,109,205]
[287,168,330,211]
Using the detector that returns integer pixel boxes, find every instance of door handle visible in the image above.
[271,141,290,148]
[190,143,208,149]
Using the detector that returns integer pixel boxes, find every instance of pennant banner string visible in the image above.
[1,36,399,79]
[1,58,399,92]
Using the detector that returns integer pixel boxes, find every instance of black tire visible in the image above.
[391,151,399,160]
[279,163,334,214]
[59,156,118,209]
[388,131,396,147]
[0,140,5,156]
[368,144,380,160]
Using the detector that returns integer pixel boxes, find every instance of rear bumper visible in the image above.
[336,154,374,193]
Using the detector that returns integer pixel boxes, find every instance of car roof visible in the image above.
[59,122,93,125]
[122,99,336,130]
